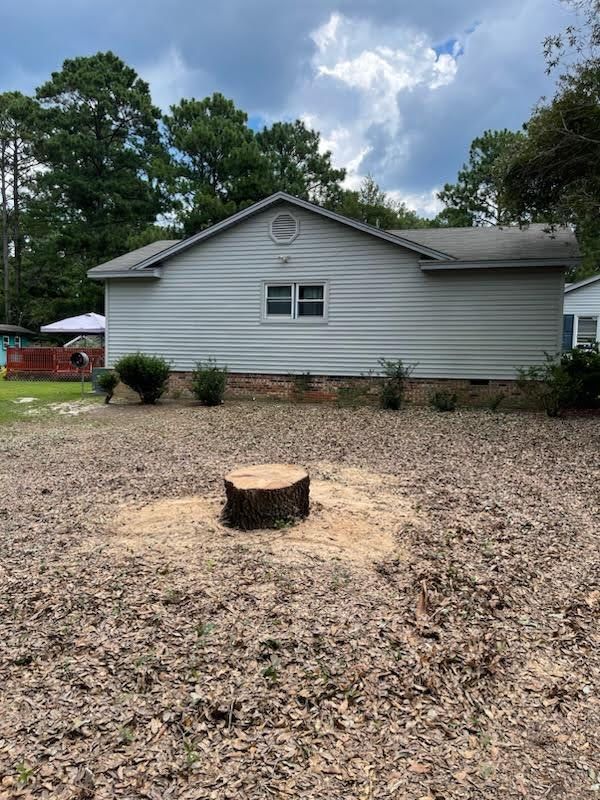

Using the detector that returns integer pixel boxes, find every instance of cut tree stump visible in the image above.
[223,464,310,531]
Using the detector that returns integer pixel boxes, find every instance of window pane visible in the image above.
[298,285,323,300]
[267,300,292,316]
[297,301,324,317]
[267,285,292,300]
[577,316,598,345]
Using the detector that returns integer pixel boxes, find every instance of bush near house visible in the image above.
[517,345,600,417]
[114,353,171,405]
[97,371,120,404]
[378,358,415,410]
[191,359,228,406]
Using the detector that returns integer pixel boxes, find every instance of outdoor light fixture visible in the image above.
[277,255,290,264]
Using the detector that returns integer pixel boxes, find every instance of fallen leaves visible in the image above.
[0,403,598,798]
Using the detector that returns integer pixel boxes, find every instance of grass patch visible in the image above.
[0,380,101,424]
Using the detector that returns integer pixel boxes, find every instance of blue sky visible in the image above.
[1,0,575,215]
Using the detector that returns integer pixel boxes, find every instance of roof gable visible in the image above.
[88,193,452,279]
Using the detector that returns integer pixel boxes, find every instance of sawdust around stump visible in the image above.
[107,466,418,565]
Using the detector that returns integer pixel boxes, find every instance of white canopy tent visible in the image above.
[40,312,105,335]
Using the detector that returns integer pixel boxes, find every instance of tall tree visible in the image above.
[543,0,599,72]
[27,52,165,323]
[503,0,600,277]
[333,175,432,229]
[438,129,526,226]
[164,93,266,234]
[0,92,37,322]
[256,120,345,204]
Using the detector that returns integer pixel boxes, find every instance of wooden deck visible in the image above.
[6,347,104,379]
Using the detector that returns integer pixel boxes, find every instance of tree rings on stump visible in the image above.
[223,464,310,531]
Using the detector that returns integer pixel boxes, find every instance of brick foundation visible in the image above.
[168,371,522,405]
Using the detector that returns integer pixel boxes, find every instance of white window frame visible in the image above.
[262,281,329,323]
[2,336,9,350]
[13,335,21,348]
[574,315,599,348]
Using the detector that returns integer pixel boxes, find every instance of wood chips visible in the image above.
[0,402,598,798]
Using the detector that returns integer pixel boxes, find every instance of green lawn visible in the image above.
[0,380,101,424]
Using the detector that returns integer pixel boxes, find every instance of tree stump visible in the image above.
[223,464,310,530]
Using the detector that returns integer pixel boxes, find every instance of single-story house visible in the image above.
[87,192,580,397]
[0,324,34,367]
[563,274,600,350]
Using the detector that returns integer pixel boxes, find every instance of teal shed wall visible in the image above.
[1,335,30,367]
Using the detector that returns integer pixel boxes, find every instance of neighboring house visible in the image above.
[0,324,34,367]
[87,192,580,392]
[563,274,600,350]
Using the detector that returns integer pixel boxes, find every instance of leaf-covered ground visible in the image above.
[0,403,599,799]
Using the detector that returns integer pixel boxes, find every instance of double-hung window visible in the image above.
[2,336,9,350]
[264,283,326,321]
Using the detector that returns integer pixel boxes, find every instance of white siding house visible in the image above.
[88,193,580,382]
[563,274,600,350]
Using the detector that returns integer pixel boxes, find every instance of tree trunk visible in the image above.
[1,139,9,323]
[12,135,21,304]
[223,464,310,531]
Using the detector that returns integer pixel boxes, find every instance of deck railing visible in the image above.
[6,347,105,379]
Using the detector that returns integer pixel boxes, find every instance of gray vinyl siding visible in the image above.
[105,203,565,379]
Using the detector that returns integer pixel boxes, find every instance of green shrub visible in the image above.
[192,359,228,406]
[561,345,600,408]
[517,346,600,417]
[517,358,571,417]
[430,390,458,412]
[291,372,313,394]
[97,370,120,404]
[114,353,170,405]
[378,358,415,410]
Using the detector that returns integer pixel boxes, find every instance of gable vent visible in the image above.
[270,213,299,244]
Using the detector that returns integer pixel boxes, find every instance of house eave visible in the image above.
[88,267,162,281]
[419,258,580,271]
[564,273,600,293]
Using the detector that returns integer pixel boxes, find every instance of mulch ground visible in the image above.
[0,402,599,799]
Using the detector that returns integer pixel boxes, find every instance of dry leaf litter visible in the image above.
[0,402,599,799]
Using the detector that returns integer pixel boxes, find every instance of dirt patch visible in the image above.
[106,465,417,566]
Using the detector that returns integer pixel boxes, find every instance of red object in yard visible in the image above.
[6,347,104,378]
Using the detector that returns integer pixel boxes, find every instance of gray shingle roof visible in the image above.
[388,224,580,263]
[0,323,35,335]
[89,240,181,275]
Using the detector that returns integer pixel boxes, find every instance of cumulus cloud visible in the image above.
[282,2,574,216]
[137,47,209,112]
[288,12,464,214]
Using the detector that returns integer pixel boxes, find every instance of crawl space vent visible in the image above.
[270,213,299,243]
